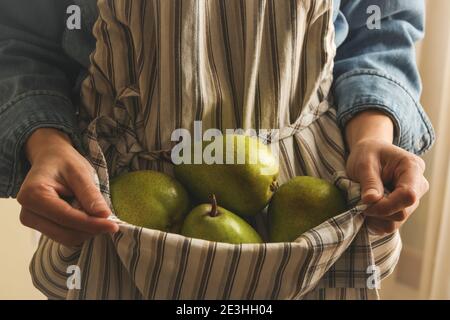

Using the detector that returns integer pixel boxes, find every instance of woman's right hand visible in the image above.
[17,128,119,247]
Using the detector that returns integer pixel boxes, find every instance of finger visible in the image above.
[365,175,427,217]
[381,201,420,222]
[366,216,401,235]
[19,183,119,234]
[20,208,93,247]
[384,210,408,222]
[53,180,74,198]
[367,155,428,217]
[393,157,429,199]
[63,164,112,218]
[48,180,75,203]
[356,159,384,204]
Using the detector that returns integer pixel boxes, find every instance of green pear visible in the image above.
[181,195,263,244]
[110,170,190,232]
[268,176,347,242]
[174,134,278,216]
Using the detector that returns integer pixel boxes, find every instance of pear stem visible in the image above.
[209,194,219,217]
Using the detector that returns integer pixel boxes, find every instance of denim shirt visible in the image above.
[0,0,435,198]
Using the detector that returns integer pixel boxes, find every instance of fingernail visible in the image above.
[363,188,379,199]
[91,200,111,215]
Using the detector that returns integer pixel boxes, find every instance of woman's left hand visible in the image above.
[345,111,430,235]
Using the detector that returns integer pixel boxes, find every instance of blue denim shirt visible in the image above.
[0,0,435,198]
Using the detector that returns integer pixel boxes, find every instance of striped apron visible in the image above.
[30,0,402,300]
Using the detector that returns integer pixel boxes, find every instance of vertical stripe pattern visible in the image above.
[29,0,402,300]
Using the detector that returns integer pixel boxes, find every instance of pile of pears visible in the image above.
[110,135,347,244]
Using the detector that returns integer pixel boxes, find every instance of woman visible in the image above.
[0,0,434,258]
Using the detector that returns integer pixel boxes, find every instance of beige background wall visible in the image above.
[377,0,450,299]
[384,0,450,299]
[0,199,44,299]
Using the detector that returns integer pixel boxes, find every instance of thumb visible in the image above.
[357,161,384,204]
[64,166,112,218]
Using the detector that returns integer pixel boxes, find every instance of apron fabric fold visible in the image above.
[30,0,401,300]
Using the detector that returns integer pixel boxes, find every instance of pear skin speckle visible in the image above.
[110,170,191,232]
[181,198,263,244]
[268,176,347,242]
[174,134,279,217]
